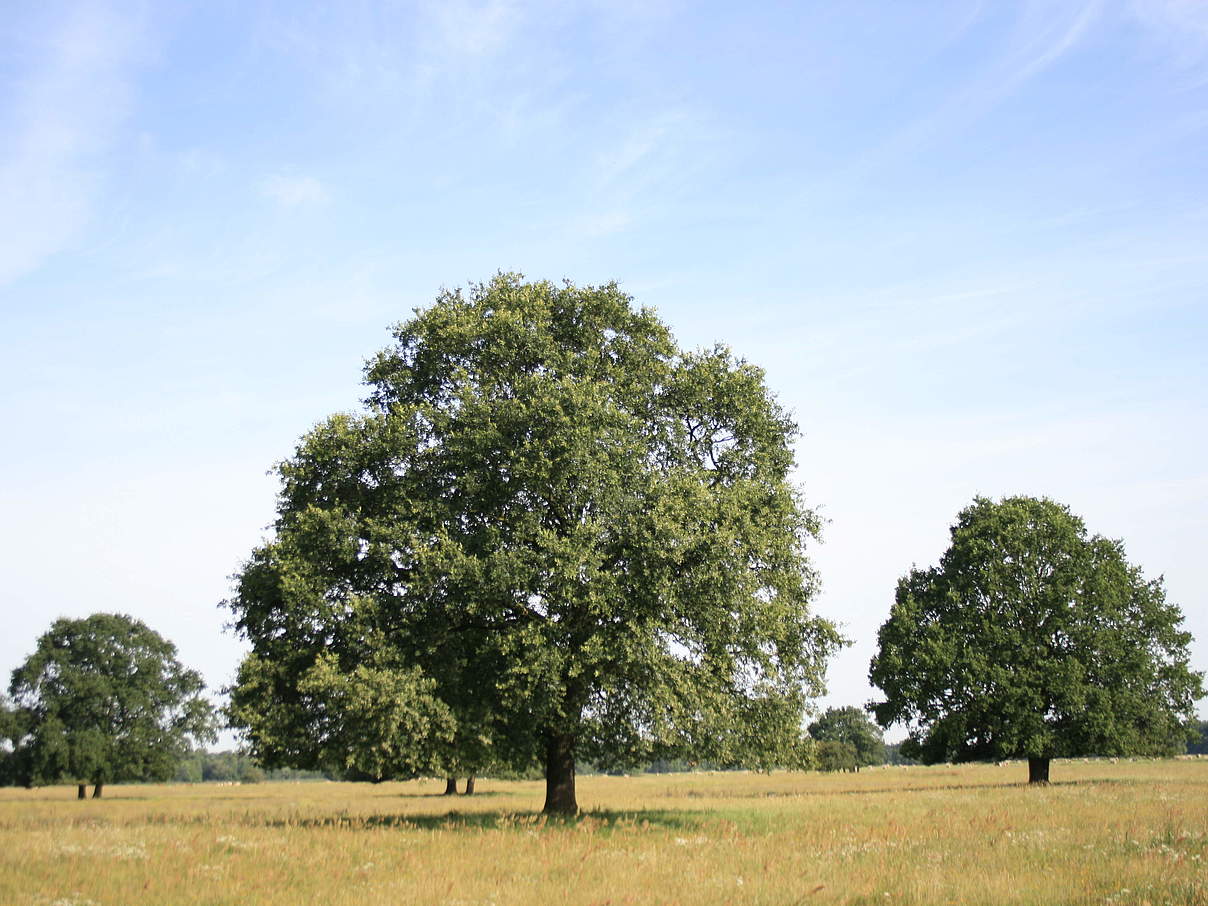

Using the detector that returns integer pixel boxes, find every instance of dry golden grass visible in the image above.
[3,759,1208,905]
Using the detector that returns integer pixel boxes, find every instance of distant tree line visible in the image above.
[171,750,354,783]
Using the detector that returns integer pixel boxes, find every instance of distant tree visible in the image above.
[870,496,1204,784]
[815,740,858,772]
[226,275,842,813]
[808,706,885,770]
[238,761,265,784]
[1187,721,1208,756]
[8,614,217,797]
[173,750,266,784]
[201,751,239,782]
[173,751,204,784]
[882,743,917,766]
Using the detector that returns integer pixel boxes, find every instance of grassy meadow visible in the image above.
[3,759,1208,906]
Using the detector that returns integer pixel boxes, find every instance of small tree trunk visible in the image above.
[463,776,475,796]
[1028,757,1050,784]
[77,784,86,800]
[543,733,577,815]
[443,776,458,796]
[92,782,103,799]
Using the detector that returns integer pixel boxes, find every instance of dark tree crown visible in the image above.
[869,495,1203,767]
[226,274,842,794]
[7,613,216,788]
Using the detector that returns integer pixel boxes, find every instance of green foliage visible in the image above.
[7,614,217,789]
[173,753,204,784]
[882,743,918,766]
[174,750,268,784]
[227,274,841,795]
[1186,721,1208,756]
[0,696,27,786]
[229,650,455,781]
[815,740,858,772]
[869,496,1204,768]
[808,706,886,768]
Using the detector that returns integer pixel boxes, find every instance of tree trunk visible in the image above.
[443,776,458,796]
[1028,757,1050,784]
[77,784,86,800]
[92,782,103,799]
[463,776,475,796]
[543,733,577,815]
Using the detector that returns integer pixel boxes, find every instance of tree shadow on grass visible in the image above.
[260,808,709,833]
[389,790,513,800]
[748,777,1151,799]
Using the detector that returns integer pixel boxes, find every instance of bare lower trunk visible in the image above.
[92,782,103,798]
[77,784,86,800]
[443,776,458,796]
[1028,757,1050,784]
[463,776,475,796]
[542,733,577,815]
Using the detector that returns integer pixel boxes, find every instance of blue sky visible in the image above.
[2,0,1207,740]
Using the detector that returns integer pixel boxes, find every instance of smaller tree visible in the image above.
[8,614,217,797]
[1187,720,1208,756]
[870,496,1204,784]
[808,706,886,770]
[814,740,858,772]
[882,743,917,766]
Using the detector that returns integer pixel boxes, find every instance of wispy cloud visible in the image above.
[565,107,715,240]
[1130,0,1208,78]
[0,3,148,288]
[829,0,1103,179]
[593,116,684,186]
[177,147,226,178]
[260,174,328,207]
[572,210,632,238]
[423,0,519,58]
[259,0,527,102]
[1003,0,1102,91]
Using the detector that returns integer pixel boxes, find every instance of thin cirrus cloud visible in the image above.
[0,3,147,289]
[1131,0,1208,72]
[424,0,519,58]
[853,0,1105,172]
[259,0,524,100]
[259,174,329,207]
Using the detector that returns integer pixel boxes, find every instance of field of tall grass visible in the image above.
[3,758,1207,905]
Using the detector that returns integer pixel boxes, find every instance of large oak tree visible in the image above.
[227,274,841,812]
[869,495,1203,783]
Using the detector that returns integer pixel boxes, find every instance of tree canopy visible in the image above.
[227,274,842,812]
[1187,721,1208,756]
[813,740,858,772]
[7,613,217,797]
[0,696,26,787]
[808,706,885,770]
[869,495,1203,783]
